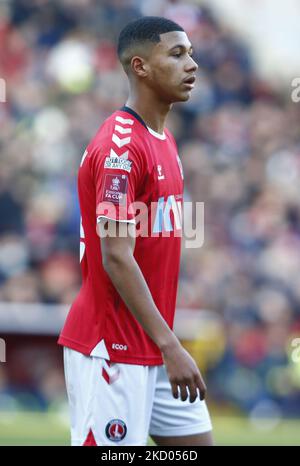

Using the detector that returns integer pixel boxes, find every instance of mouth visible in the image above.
[182,75,196,89]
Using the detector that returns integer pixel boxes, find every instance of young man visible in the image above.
[58,16,213,447]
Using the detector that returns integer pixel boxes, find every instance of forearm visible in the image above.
[103,253,179,351]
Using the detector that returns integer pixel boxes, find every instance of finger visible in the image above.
[199,387,206,400]
[171,382,179,399]
[188,383,198,403]
[195,375,207,400]
[179,384,188,402]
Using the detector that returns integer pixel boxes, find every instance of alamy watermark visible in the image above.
[0,338,6,363]
[0,78,6,103]
[291,78,300,103]
[95,198,205,249]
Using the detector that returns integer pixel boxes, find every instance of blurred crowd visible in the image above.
[1,0,300,417]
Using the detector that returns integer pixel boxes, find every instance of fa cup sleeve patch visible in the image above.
[102,174,128,205]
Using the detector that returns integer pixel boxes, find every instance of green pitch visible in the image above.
[0,412,299,446]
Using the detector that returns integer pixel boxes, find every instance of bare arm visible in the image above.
[97,219,206,402]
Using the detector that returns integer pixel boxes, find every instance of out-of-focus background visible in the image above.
[1,0,300,446]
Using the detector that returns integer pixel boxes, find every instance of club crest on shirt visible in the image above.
[105,419,127,442]
[104,149,132,173]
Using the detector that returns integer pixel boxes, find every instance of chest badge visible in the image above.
[157,164,165,180]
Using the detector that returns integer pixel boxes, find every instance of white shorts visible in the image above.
[63,347,212,446]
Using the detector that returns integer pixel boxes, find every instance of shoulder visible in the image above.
[85,110,147,178]
[88,110,146,160]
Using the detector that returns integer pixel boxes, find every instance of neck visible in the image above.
[126,87,172,135]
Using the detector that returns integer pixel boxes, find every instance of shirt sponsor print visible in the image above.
[152,194,182,233]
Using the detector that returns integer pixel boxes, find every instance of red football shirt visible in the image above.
[58,107,184,365]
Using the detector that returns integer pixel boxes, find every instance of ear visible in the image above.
[130,56,149,78]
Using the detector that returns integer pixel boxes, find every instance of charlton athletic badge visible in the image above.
[105,419,127,442]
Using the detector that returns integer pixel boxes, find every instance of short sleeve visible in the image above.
[91,142,145,224]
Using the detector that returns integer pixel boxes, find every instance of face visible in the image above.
[145,31,198,103]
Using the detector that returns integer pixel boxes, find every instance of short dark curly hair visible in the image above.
[117,16,184,73]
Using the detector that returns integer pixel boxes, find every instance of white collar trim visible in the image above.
[147,126,166,140]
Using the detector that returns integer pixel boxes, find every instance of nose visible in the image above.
[186,55,198,72]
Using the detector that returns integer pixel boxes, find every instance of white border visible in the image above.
[147,126,166,140]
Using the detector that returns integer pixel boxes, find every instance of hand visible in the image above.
[162,341,207,403]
